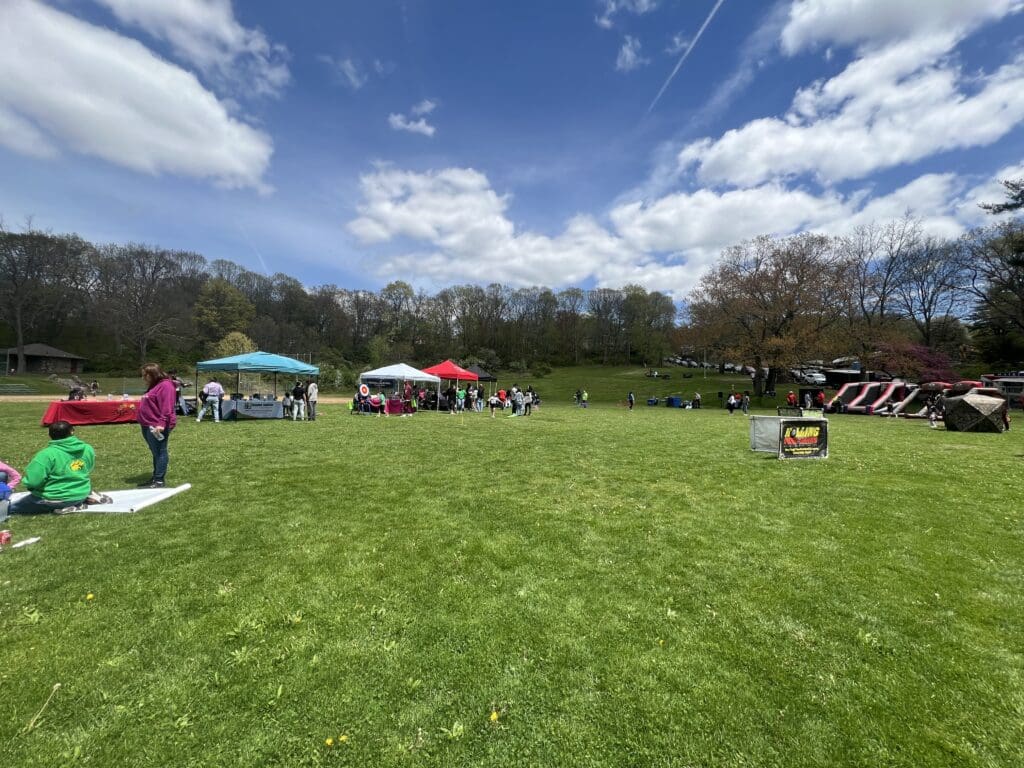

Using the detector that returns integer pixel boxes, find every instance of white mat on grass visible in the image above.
[10,484,191,514]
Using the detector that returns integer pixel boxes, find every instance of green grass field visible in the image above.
[1,392,1022,766]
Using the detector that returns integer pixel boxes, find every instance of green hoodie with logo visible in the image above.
[22,436,95,501]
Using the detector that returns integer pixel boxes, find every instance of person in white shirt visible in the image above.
[306,379,319,421]
[197,377,225,423]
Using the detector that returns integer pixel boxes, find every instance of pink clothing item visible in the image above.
[0,458,22,488]
[138,378,177,430]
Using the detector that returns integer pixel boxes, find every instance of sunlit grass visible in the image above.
[1,399,1021,766]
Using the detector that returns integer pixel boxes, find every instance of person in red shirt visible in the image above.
[815,390,826,409]
[786,390,798,407]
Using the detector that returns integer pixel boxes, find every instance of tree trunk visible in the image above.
[14,304,26,373]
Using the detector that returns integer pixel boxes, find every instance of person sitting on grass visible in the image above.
[0,457,23,522]
[6,421,95,517]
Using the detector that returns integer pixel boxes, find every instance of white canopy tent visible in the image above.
[358,363,441,413]
[359,363,440,387]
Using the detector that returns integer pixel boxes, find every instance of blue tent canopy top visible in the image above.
[195,351,319,376]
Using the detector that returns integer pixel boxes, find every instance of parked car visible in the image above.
[803,371,827,386]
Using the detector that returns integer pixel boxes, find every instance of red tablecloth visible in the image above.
[41,399,141,426]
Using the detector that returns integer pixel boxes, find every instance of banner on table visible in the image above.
[778,419,828,459]
[221,400,284,419]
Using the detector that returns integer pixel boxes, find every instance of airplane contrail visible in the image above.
[647,0,727,114]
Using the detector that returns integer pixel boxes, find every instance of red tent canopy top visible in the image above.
[422,359,479,381]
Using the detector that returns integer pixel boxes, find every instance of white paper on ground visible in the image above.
[9,484,191,514]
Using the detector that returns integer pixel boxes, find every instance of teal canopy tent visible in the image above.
[195,351,319,398]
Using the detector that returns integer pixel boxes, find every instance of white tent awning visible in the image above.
[359,363,440,385]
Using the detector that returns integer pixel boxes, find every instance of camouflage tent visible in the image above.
[942,393,1008,433]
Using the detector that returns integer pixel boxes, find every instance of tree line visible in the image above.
[2,184,1021,388]
[0,222,677,381]
[686,214,1024,393]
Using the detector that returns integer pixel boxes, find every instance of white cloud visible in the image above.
[93,0,290,97]
[781,0,1024,54]
[666,32,690,56]
[610,184,848,255]
[0,0,272,190]
[0,103,57,159]
[346,163,1020,297]
[676,37,1024,186]
[388,113,436,137]
[319,56,368,90]
[957,160,1024,223]
[388,99,439,137]
[411,99,437,116]
[596,0,659,29]
[616,36,649,72]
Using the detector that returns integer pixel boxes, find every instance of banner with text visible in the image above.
[778,419,828,459]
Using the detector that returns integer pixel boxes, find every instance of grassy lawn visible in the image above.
[1,397,1021,766]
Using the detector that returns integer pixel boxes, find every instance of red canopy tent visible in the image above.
[422,360,479,381]
[422,360,478,411]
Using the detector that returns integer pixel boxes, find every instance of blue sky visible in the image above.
[2,0,1023,297]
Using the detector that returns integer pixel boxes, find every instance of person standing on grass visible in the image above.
[786,390,798,407]
[291,380,306,421]
[693,391,701,409]
[5,421,95,518]
[741,391,750,415]
[581,389,589,408]
[727,393,737,414]
[306,379,319,421]
[138,363,176,488]
[170,370,191,416]
[627,391,635,410]
[197,377,225,423]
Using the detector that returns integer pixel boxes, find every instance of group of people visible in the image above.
[1,362,176,522]
[786,389,826,410]
[573,389,589,408]
[727,391,751,415]
[487,385,537,417]
[282,379,319,421]
[190,376,318,422]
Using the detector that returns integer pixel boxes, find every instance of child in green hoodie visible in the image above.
[7,421,95,517]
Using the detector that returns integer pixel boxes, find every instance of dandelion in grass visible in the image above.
[325,737,334,747]
[489,710,500,723]
[86,593,94,601]
[339,734,349,743]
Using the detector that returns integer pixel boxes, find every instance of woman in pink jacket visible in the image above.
[137,363,177,488]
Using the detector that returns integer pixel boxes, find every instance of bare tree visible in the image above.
[893,236,967,348]
[960,221,1024,335]
[838,216,921,372]
[0,223,92,371]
